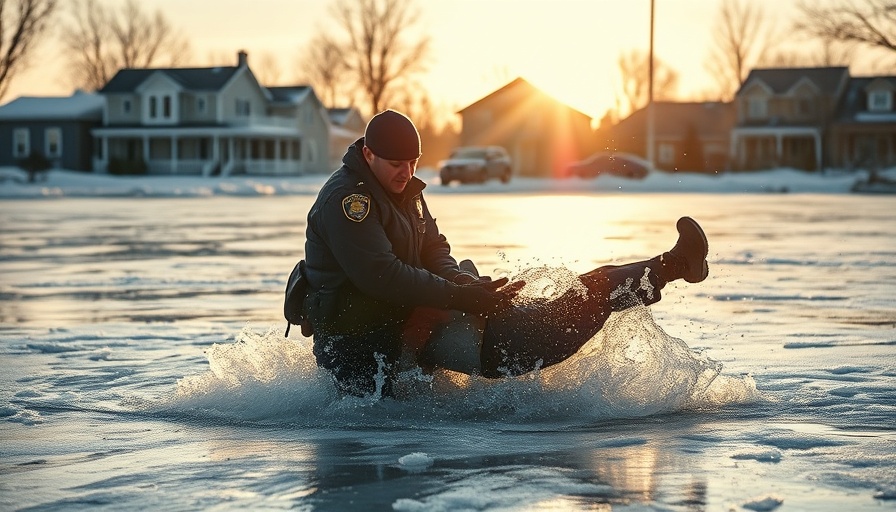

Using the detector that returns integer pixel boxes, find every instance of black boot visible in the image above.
[660,216,709,283]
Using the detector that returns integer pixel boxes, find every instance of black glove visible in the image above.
[448,277,525,315]
[453,271,494,285]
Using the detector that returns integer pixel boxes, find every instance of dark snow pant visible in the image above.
[312,324,403,398]
[308,285,408,398]
[479,257,667,378]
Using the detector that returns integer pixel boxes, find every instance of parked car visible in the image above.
[439,146,512,185]
[565,152,651,179]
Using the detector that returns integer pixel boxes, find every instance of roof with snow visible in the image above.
[266,85,312,104]
[0,92,104,121]
[100,66,241,93]
[738,67,850,96]
[458,76,592,120]
[328,107,354,124]
[836,75,896,124]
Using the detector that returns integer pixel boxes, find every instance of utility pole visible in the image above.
[647,0,656,168]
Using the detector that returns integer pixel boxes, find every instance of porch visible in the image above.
[91,126,315,176]
[730,126,823,171]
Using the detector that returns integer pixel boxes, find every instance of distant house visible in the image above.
[92,51,332,176]
[457,77,594,178]
[829,75,896,170]
[731,67,850,171]
[327,107,366,169]
[0,91,104,171]
[266,85,332,172]
[611,101,735,172]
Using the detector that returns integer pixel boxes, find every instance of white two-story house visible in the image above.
[92,51,334,176]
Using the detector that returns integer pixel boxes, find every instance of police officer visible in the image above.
[302,110,520,397]
[302,109,709,397]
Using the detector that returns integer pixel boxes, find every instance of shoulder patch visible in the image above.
[342,194,370,222]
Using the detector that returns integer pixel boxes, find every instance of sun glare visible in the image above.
[423,1,651,119]
[495,195,657,273]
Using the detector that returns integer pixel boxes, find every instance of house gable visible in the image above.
[864,77,896,112]
[217,67,269,123]
[328,107,365,132]
[739,81,772,122]
[135,71,185,125]
[787,77,821,96]
[457,77,594,177]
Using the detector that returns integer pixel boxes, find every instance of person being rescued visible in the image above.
[295,109,710,398]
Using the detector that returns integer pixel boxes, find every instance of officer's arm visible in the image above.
[418,196,466,281]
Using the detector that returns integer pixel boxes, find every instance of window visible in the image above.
[123,99,132,114]
[149,97,158,118]
[163,95,172,118]
[197,97,206,113]
[658,143,675,166]
[747,97,768,119]
[869,90,892,112]
[236,99,251,116]
[45,128,62,158]
[13,128,30,158]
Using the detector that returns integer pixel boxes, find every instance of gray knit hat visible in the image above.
[364,109,421,160]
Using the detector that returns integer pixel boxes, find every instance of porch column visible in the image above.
[730,132,739,170]
[143,135,150,164]
[814,132,822,172]
[274,138,281,174]
[776,133,783,165]
[101,137,109,173]
[171,135,178,175]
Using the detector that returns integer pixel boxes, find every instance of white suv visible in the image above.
[439,146,512,185]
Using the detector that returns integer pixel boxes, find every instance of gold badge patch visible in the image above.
[342,194,370,222]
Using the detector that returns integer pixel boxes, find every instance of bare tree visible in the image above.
[704,0,775,101]
[60,0,190,91]
[795,0,896,70]
[617,50,678,116]
[295,32,351,107]
[0,0,57,101]
[318,0,431,115]
[796,0,896,52]
[765,38,855,68]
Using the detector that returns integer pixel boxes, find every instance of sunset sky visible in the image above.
[4,0,869,121]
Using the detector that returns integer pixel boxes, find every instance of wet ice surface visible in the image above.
[1,192,894,511]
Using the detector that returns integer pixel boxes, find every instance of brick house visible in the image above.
[611,101,735,172]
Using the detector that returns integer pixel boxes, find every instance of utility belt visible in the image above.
[305,283,410,336]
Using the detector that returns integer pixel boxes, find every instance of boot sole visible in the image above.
[677,216,709,283]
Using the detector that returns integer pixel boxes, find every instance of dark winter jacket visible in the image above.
[303,138,468,333]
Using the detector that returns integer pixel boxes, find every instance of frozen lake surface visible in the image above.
[1,191,894,511]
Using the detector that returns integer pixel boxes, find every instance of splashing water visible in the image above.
[164,267,759,426]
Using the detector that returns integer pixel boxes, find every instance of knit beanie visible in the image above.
[364,109,421,160]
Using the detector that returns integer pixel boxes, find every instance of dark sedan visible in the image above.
[565,152,651,179]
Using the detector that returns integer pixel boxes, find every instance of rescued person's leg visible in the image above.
[479,217,709,378]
